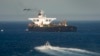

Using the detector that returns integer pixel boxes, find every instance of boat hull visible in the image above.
[28,26,77,32]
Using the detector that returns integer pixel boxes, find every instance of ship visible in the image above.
[28,10,77,32]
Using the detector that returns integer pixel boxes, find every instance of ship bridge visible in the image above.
[28,10,56,27]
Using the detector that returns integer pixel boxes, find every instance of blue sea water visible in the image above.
[0,21,100,56]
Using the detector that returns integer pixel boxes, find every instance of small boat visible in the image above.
[35,41,53,50]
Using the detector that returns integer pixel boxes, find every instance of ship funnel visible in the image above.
[38,10,44,16]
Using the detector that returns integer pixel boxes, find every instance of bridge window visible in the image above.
[37,19,39,21]
[46,19,51,22]
[33,19,39,22]
[46,19,48,21]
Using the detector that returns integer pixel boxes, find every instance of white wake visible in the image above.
[34,42,100,56]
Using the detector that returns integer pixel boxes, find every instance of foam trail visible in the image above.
[34,42,100,56]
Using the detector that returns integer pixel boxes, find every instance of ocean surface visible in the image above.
[0,21,100,56]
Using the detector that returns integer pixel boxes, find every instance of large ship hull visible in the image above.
[28,26,77,32]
